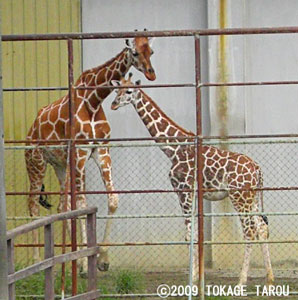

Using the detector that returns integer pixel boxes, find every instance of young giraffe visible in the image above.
[111,73,274,285]
[25,36,155,274]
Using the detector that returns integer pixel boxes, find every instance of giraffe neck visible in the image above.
[76,48,132,113]
[132,90,195,160]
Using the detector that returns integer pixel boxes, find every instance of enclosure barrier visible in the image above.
[7,207,98,300]
[3,27,298,299]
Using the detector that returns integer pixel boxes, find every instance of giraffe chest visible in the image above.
[75,103,111,139]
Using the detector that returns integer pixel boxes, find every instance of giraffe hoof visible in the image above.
[79,269,88,279]
[97,262,109,272]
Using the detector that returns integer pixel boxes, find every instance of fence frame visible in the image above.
[7,207,98,300]
[2,26,298,299]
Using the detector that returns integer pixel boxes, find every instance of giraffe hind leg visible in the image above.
[25,148,47,263]
[38,184,52,209]
[257,216,274,285]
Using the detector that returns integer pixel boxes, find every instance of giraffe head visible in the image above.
[126,29,156,81]
[111,73,141,110]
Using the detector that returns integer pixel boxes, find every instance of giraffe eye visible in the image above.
[150,50,154,55]
[126,90,133,95]
[132,51,139,57]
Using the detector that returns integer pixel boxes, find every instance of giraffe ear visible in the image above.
[126,38,136,51]
[111,80,120,87]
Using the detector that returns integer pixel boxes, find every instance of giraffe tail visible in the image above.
[39,184,52,209]
[257,167,268,225]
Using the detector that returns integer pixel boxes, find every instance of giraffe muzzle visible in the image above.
[111,101,120,110]
[145,68,156,81]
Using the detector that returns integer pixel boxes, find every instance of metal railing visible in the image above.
[7,207,98,300]
[3,27,298,299]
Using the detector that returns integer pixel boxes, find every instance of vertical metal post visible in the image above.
[44,224,54,300]
[0,16,9,299]
[67,39,78,295]
[87,211,97,295]
[195,35,205,300]
[61,171,69,299]
[7,239,15,300]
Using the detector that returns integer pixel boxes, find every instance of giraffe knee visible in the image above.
[108,194,119,213]
[258,217,269,239]
[77,196,87,209]
[184,219,191,241]
[28,198,39,217]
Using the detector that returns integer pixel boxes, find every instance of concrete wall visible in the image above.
[82,0,298,271]
[82,0,210,270]
[208,0,298,269]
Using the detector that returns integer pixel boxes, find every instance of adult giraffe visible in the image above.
[111,73,274,286]
[25,35,155,273]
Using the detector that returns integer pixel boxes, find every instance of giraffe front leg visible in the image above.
[92,147,119,272]
[177,189,198,283]
[72,150,89,277]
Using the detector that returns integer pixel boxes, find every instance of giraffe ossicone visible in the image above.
[25,36,156,275]
[111,74,274,286]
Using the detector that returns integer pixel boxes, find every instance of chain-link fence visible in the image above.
[4,138,298,297]
[3,28,298,299]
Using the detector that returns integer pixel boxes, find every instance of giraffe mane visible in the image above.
[78,47,129,83]
[140,90,195,137]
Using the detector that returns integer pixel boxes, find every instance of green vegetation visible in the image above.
[113,269,145,294]
[15,266,145,299]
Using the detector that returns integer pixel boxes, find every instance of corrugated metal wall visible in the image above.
[2,0,82,264]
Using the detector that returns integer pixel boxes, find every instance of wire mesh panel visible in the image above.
[4,138,298,297]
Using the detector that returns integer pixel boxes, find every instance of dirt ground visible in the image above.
[98,268,298,299]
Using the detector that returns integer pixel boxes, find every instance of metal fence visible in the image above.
[2,28,298,299]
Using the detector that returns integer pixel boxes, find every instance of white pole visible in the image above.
[0,11,9,299]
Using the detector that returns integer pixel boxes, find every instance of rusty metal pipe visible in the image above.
[3,26,298,42]
[67,39,77,296]
[195,35,205,300]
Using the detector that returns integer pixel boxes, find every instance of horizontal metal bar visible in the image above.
[204,240,298,245]
[3,87,68,92]
[200,79,298,87]
[8,246,99,284]
[3,26,298,41]
[16,293,161,299]
[74,83,195,90]
[5,145,68,150]
[5,133,298,145]
[12,239,298,248]
[6,78,298,93]
[13,292,298,299]
[74,141,195,149]
[4,138,298,150]
[205,138,298,146]
[14,241,191,248]
[5,185,298,197]
[73,293,159,299]
[204,211,298,217]
[7,213,192,221]
[7,207,97,239]
[4,136,196,144]
[6,210,298,221]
